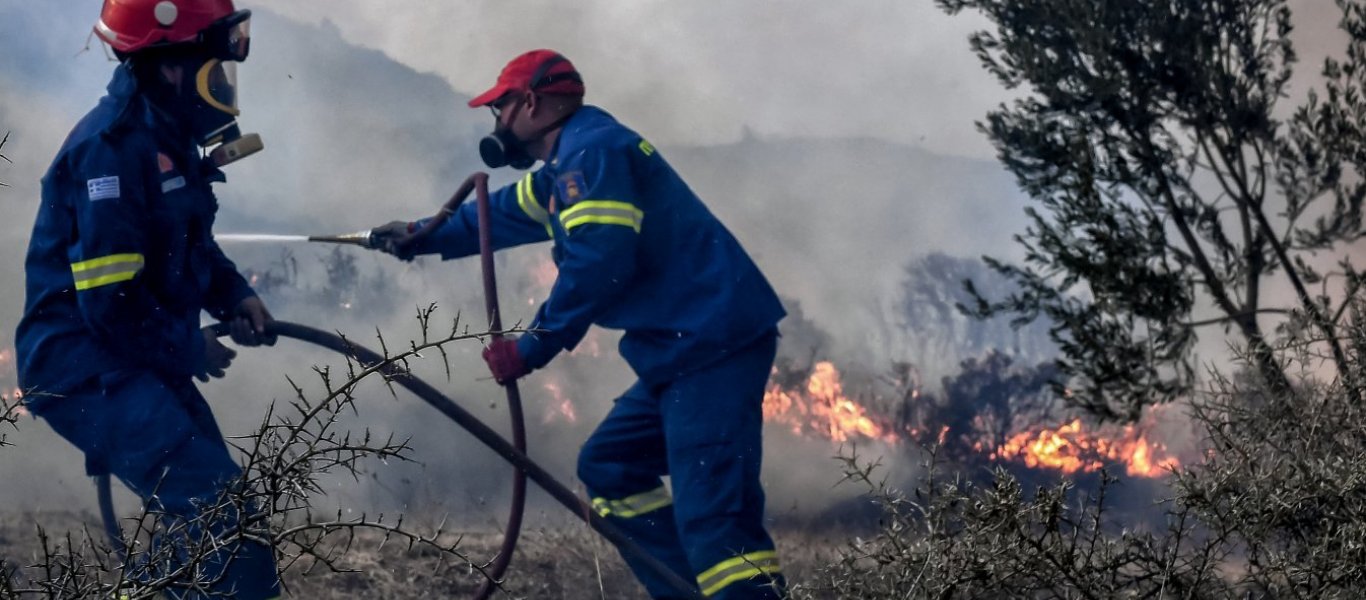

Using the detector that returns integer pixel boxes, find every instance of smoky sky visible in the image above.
[0,1,1355,518]
[266,0,1007,159]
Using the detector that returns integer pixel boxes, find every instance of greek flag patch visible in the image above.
[87,176,120,201]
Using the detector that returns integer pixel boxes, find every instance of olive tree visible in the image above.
[937,0,1366,419]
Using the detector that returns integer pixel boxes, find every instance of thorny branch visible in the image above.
[0,307,526,597]
[0,130,11,187]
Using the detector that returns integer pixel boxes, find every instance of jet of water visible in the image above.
[214,233,310,243]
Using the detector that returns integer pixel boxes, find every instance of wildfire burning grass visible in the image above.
[0,347,23,417]
[764,361,898,444]
[987,418,1179,477]
[762,360,1180,479]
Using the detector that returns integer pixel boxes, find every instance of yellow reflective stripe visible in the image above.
[590,486,672,518]
[696,550,782,597]
[71,253,144,291]
[71,253,144,272]
[559,200,644,233]
[516,174,553,236]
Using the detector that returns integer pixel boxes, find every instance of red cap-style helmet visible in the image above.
[95,0,247,58]
[468,49,586,108]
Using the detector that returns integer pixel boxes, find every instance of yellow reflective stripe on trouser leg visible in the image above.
[559,200,644,233]
[516,173,553,236]
[71,253,145,291]
[696,550,782,597]
[590,485,673,518]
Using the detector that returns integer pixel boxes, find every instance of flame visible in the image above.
[0,348,24,417]
[990,419,1179,478]
[567,329,603,358]
[763,361,898,444]
[6,390,26,418]
[528,258,559,307]
[540,380,578,425]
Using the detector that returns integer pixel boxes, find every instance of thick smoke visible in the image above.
[3,2,1349,524]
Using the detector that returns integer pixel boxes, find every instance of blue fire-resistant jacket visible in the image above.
[411,106,785,385]
[16,64,256,397]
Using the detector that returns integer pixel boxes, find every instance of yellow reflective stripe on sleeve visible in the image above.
[559,200,644,233]
[71,253,145,291]
[696,550,782,597]
[590,486,672,518]
[516,174,553,236]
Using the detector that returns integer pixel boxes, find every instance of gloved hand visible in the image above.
[230,295,277,347]
[370,220,417,260]
[195,327,237,382]
[482,336,529,384]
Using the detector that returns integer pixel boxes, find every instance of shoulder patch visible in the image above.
[87,176,120,201]
[638,139,655,156]
[156,152,175,173]
[557,171,588,206]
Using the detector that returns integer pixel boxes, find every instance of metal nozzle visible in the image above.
[308,230,375,248]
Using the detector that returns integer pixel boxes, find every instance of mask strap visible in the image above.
[528,54,582,90]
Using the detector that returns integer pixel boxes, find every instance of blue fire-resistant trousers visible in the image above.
[30,370,280,600]
[577,332,785,599]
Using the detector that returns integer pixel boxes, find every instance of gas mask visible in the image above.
[188,57,263,167]
[479,128,536,170]
[479,97,536,170]
[143,11,262,167]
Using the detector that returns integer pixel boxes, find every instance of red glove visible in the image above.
[482,337,528,384]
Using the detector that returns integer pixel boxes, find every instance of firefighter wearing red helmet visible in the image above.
[14,1,280,597]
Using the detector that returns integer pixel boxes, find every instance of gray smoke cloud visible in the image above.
[264,0,1007,159]
[0,2,1352,525]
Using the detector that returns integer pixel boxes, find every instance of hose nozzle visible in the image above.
[308,230,375,248]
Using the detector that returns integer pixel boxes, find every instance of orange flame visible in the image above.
[6,390,26,418]
[528,259,559,307]
[567,329,603,358]
[990,419,1179,478]
[763,361,898,444]
[540,380,578,425]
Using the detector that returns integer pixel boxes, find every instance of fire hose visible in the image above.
[94,173,707,599]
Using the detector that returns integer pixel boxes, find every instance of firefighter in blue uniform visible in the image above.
[372,49,788,599]
[15,1,279,597]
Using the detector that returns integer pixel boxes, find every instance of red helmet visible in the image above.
[95,0,247,57]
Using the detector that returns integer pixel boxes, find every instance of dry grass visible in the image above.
[0,511,841,599]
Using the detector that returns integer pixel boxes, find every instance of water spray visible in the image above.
[213,233,310,244]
